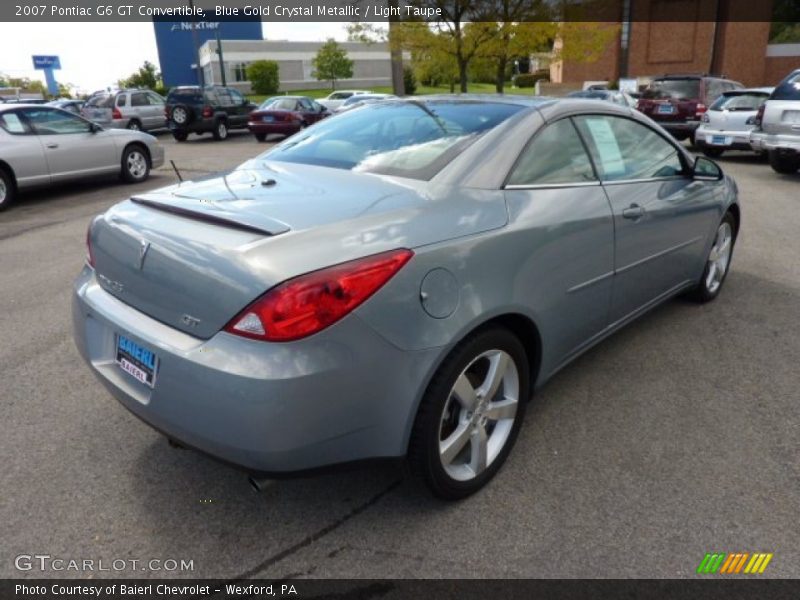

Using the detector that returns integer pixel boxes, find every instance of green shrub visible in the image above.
[246,60,280,95]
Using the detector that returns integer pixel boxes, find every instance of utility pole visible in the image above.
[216,31,227,86]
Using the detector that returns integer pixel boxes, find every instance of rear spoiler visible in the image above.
[131,196,289,236]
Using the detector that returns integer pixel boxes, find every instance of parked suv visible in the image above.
[81,89,166,132]
[750,69,800,174]
[637,75,743,143]
[165,86,256,142]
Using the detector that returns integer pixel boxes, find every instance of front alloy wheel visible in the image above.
[409,327,529,499]
[688,212,736,303]
[121,146,150,183]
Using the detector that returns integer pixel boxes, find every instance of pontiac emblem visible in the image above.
[138,240,150,270]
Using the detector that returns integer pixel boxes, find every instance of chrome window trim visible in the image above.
[601,175,687,186]
[504,181,602,190]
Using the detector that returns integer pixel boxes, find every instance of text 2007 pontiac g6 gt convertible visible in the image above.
[73,96,739,499]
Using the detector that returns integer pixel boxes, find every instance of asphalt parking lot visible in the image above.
[1,132,798,580]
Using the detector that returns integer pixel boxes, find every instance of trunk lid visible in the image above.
[90,163,452,338]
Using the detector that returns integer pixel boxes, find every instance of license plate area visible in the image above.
[657,104,674,114]
[710,135,730,146]
[115,334,158,388]
[262,115,274,122]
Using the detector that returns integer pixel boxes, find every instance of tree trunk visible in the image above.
[495,57,507,94]
[458,58,468,93]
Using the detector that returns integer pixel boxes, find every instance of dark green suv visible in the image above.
[165,86,256,142]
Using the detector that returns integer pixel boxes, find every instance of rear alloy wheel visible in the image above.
[126,120,141,131]
[172,131,188,142]
[121,146,150,183]
[688,212,736,303]
[0,168,15,211]
[768,151,800,174]
[409,327,529,500]
[213,120,228,141]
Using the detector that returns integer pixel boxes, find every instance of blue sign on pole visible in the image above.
[32,55,61,70]
[32,56,61,96]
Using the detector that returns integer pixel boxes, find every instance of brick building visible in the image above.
[555,0,800,88]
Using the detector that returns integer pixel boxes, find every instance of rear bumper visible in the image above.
[71,266,440,473]
[247,121,301,136]
[149,143,165,169]
[168,118,215,135]
[657,121,701,137]
[695,126,756,151]
[750,130,800,154]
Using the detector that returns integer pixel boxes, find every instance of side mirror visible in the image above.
[89,122,100,133]
[693,156,723,181]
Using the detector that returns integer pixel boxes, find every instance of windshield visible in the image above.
[263,100,524,180]
[710,92,769,111]
[642,79,701,100]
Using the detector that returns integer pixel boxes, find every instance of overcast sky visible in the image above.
[0,22,352,93]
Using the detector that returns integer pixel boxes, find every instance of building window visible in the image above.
[233,63,248,82]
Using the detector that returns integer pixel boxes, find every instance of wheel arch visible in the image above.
[403,311,543,453]
[0,159,17,190]
[727,202,741,238]
[122,141,151,167]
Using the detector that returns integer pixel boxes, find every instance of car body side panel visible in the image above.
[0,129,51,189]
[356,184,616,381]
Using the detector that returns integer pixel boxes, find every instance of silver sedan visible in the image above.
[0,104,164,211]
[73,97,739,499]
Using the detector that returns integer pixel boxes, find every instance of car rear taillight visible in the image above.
[224,249,414,342]
[695,103,707,118]
[86,223,95,268]
[754,104,765,127]
[202,105,213,118]
[112,107,122,120]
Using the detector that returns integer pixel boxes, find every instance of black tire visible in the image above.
[254,132,267,142]
[212,119,229,141]
[120,145,150,183]
[768,151,800,174]
[126,120,142,131]
[170,104,192,126]
[0,167,15,212]
[408,326,530,500]
[172,131,188,142]
[687,211,737,303]
[702,147,725,158]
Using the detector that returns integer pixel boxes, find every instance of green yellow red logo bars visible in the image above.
[697,552,773,574]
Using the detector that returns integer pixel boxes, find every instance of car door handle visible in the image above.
[45,143,59,149]
[622,204,645,220]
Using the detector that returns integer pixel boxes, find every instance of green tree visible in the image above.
[119,61,161,90]
[57,83,73,98]
[246,60,280,95]
[312,39,354,90]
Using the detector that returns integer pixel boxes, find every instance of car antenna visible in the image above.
[170,160,183,183]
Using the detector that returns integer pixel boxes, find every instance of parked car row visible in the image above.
[581,72,800,175]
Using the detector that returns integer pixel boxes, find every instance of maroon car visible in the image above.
[247,96,330,141]
[637,75,743,143]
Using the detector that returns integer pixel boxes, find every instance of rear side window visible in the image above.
[116,95,127,107]
[574,115,684,181]
[131,93,147,107]
[772,72,800,101]
[0,111,31,134]
[507,118,596,186]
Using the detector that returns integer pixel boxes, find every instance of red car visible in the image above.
[247,96,331,141]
